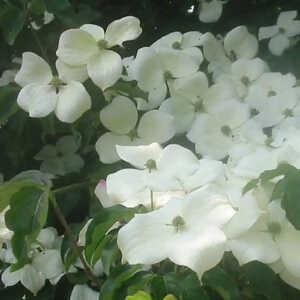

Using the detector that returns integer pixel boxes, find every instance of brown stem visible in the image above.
[49,193,100,288]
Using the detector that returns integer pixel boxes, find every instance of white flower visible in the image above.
[35,135,84,176]
[15,52,91,122]
[70,285,99,300]
[130,46,203,110]
[117,186,236,280]
[56,16,142,90]
[1,228,64,295]
[198,0,224,23]
[95,96,175,163]
[259,10,300,56]
[0,207,13,248]
[106,143,225,208]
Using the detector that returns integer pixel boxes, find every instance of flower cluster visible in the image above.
[1,8,300,299]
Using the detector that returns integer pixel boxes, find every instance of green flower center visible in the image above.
[268,90,277,97]
[171,216,186,233]
[221,125,232,137]
[164,71,174,81]
[283,108,294,118]
[128,128,138,141]
[172,41,182,49]
[98,39,108,49]
[268,222,281,236]
[145,159,157,172]
[279,27,286,34]
[50,76,64,88]
[194,100,205,113]
[241,76,250,86]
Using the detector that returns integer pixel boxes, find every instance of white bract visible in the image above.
[198,0,225,23]
[35,135,84,176]
[118,186,236,280]
[259,10,300,55]
[15,52,91,122]
[56,16,142,90]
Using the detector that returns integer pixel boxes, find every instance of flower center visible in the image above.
[241,76,250,86]
[98,39,108,50]
[172,41,182,49]
[128,128,138,141]
[194,100,205,113]
[268,90,277,97]
[50,76,64,88]
[267,221,281,236]
[221,125,232,137]
[164,71,174,81]
[171,216,186,233]
[145,159,157,172]
[279,27,286,34]
[283,108,294,118]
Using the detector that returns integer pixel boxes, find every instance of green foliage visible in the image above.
[5,186,49,270]
[202,267,241,300]
[0,85,19,127]
[0,3,26,45]
[85,205,136,266]
[125,290,152,300]
[241,261,282,300]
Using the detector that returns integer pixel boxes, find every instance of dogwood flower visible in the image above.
[15,52,91,122]
[70,285,99,300]
[35,135,84,176]
[198,0,225,23]
[56,16,142,90]
[259,10,300,56]
[117,186,236,280]
[95,96,175,163]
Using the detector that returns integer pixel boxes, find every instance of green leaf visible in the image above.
[241,261,282,300]
[85,205,135,265]
[164,270,210,300]
[126,272,156,295]
[260,163,297,184]
[0,4,26,45]
[282,173,300,230]
[151,275,167,300]
[270,177,288,201]
[242,178,259,195]
[125,291,152,300]
[101,235,121,276]
[0,85,19,126]
[202,267,241,300]
[101,264,143,300]
[0,181,43,212]
[163,295,178,300]
[44,0,70,13]
[5,186,49,268]
[30,0,47,15]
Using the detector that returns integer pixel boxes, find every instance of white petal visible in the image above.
[100,96,137,134]
[158,48,201,77]
[159,96,195,134]
[17,84,57,118]
[181,31,203,48]
[56,135,79,154]
[105,16,142,47]
[277,11,297,26]
[169,226,226,280]
[32,249,64,279]
[80,24,104,42]
[279,268,300,290]
[117,198,183,264]
[116,143,163,169]
[199,0,223,23]
[95,180,115,208]
[229,231,280,265]
[224,26,258,59]
[70,285,99,300]
[15,52,52,87]
[56,59,88,83]
[258,25,279,40]
[106,169,150,207]
[276,228,300,278]
[268,34,290,56]
[55,81,91,123]
[1,267,22,287]
[87,50,122,90]
[56,29,98,66]
[132,47,164,91]
[95,133,131,164]
[137,110,175,144]
[21,265,45,296]
[151,32,182,50]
